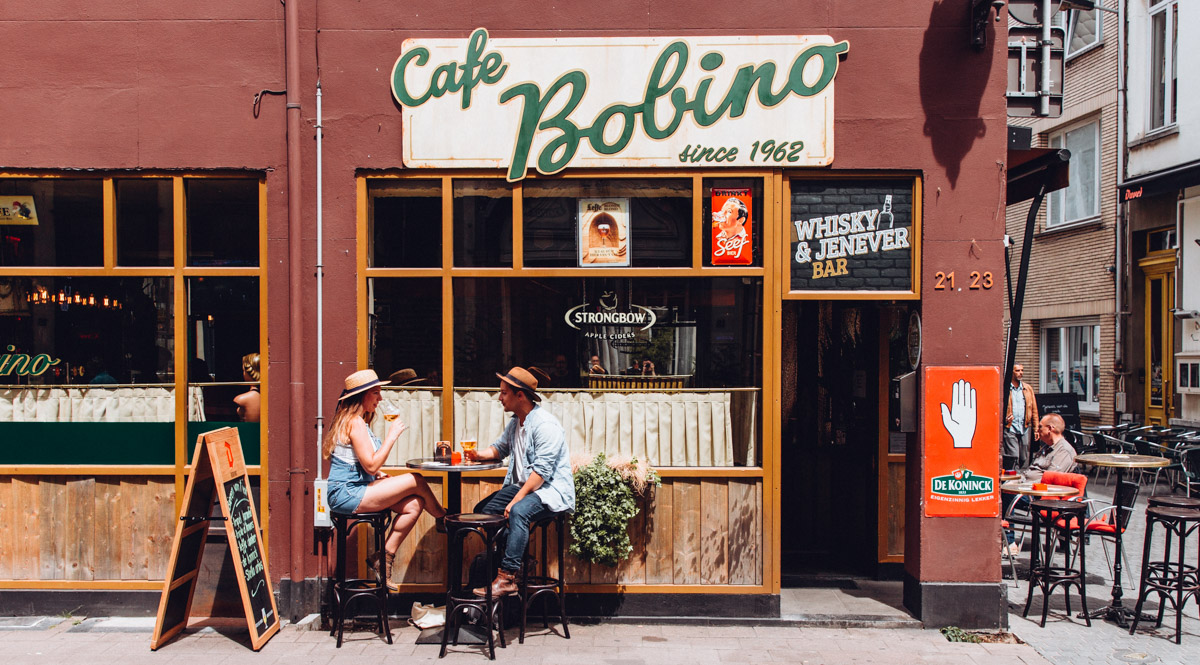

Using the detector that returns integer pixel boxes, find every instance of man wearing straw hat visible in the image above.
[464,367,575,598]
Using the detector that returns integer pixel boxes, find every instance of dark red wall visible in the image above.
[3,1,1008,592]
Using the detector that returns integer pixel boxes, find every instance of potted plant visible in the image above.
[569,452,661,567]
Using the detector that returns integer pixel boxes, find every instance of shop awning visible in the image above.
[1007,148,1071,204]
[1119,158,1200,202]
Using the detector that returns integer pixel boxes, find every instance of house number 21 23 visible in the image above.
[933,271,993,290]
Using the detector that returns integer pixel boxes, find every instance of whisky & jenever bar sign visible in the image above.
[392,29,848,181]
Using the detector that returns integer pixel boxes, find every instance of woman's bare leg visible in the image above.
[385,495,424,554]
[357,472,446,517]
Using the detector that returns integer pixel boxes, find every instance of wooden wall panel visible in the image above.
[644,482,674,584]
[122,478,148,580]
[0,478,10,579]
[393,476,445,585]
[93,478,122,580]
[673,479,701,584]
[65,478,95,581]
[727,479,760,585]
[146,479,175,580]
[13,477,39,580]
[39,476,66,580]
[700,480,728,585]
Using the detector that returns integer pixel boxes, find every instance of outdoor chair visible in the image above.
[1065,480,1141,590]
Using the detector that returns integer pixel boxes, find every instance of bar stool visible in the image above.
[510,511,571,644]
[1023,499,1091,627]
[441,513,507,660]
[329,510,393,648]
[1148,495,1200,510]
[1129,506,1200,644]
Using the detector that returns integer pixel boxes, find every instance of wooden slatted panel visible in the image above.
[65,478,95,581]
[146,478,176,580]
[39,476,66,580]
[123,478,149,580]
[616,491,648,584]
[563,520,589,584]
[644,481,674,584]
[672,479,701,584]
[727,479,760,585]
[93,478,122,580]
[700,479,728,585]
[13,477,39,580]
[0,478,10,579]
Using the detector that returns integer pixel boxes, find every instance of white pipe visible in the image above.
[315,80,325,479]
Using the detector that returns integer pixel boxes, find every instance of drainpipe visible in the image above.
[315,81,325,481]
[285,0,306,587]
[1115,0,1127,419]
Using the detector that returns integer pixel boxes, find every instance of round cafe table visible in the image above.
[1073,453,1171,627]
[1001,481,1080,499]
[406,457,504,646]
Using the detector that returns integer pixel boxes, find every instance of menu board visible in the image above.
[152,428,278,651]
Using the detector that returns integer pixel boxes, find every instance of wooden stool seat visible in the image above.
[441,513,507,660]
[1023,499,1091,628]
[1130,506,1200,644]
[328,510,393,648]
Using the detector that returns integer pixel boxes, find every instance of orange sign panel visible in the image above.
[923,366,1001,517]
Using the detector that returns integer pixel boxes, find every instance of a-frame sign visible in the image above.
[151,427,279,650]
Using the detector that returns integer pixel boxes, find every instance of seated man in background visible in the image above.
[1030,413,1077,473]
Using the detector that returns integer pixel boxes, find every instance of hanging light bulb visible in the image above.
[102,296,110,308]
[88,294,96,306]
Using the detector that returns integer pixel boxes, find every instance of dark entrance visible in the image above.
[780,301,881,582]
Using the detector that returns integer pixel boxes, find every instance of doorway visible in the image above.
[780,301,880,581]
[1141,253,1175,425]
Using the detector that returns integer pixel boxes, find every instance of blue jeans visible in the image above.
[474,484,555,573]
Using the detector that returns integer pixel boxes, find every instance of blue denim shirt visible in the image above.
[491,405,575,513]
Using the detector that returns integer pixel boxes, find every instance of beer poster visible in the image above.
[711,188,752,265]
[923,365,1001,517]
[578,198,630,267]
[0,196,38,226]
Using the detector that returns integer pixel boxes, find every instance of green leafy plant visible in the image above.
[569,452,661,567]
[939,626,982,643]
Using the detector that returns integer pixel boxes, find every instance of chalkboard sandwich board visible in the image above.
[152,427,279,651]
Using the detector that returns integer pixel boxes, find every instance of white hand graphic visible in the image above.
[939,379,977,449]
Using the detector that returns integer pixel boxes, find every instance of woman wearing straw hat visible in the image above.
[323,369,446,589]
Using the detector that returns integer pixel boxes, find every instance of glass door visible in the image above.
[1142,257,1175,425]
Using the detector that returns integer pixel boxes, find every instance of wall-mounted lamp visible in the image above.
[970,0,1006,51]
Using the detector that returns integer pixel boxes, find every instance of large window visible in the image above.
[1149,0,1178,131]
[364,174,767,467]
[1047,120,1100,228]
[0,174,265,466]
[1041,321,1101,413]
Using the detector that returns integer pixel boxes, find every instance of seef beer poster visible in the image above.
[578,198,629,266]
[923,365,1001,517]
[711,188,752,265]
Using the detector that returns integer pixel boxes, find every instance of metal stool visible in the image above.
[1023,499,1091,627]
[510,511,571,644]
[441,513,507,660]
[1129,506,1200,644]
[329,510,393,647]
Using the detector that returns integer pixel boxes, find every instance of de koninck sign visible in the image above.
[392,29,849,181]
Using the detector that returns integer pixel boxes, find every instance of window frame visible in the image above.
[1046,118,1101,229]
[0,171,269,528]
[1039,318,1102,414]
[1054,8,1103,61]
[358,170,777,470]
[1148,0,1178,133]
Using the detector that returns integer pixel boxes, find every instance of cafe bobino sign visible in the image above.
[923,366,1001,518]
[788,179,917,296]
[392,29,848,181]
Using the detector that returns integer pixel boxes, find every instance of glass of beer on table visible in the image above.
[460,439,477,463]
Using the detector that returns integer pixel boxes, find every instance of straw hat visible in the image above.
[387,368,426,386]
[495,367,542,402]
[339,369,389,401]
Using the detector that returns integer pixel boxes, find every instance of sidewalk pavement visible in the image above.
[2,615,1052,665]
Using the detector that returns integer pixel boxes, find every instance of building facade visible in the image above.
[0,2,1012,628]
[1004,7,1121,429]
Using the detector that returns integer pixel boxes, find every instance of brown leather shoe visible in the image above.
[473,569,517,598]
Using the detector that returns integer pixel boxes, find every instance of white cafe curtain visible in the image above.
[0,386,191,422]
